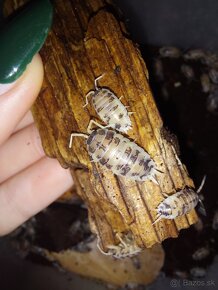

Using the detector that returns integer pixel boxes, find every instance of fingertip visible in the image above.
[0,53,44,145]
[0,53,43,96]
[26,53,44,94]
[0,157,74,236]
[10,53,44,99]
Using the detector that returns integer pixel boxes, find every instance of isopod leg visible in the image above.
[116,233,128,248]
[148,174,159,185]
[83,91,94,107]
[128,111,135,116]
[97,237,113,256]
[94,74,105,90]
[87,119,109,134]
[161,191,169,198]
[171,145,183,167]
[198,199,207,216]
[152,213,163,225]
[69,133,88,148]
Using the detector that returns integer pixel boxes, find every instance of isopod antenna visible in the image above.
[83,74,105,107]
[197,175,206,193]
[197,175,207,216]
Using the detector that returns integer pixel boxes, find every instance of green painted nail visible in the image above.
[0,0,53,84]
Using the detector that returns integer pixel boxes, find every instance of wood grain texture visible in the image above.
[5,0,198,252]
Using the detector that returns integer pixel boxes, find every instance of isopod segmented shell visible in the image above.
[153,176,206,223]
[69,122,158,183]
[87,128,157,182]
[155,188,199,221]
[84,75,132,133]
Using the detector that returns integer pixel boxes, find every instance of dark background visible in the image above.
[116,0,218,51]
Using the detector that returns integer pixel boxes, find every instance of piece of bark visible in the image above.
[45,239,164,287]
[5,0,198,252]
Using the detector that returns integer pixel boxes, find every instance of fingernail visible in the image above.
[0,0,53,84]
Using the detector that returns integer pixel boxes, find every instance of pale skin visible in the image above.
[0,54,73,236]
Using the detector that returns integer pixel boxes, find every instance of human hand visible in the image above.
[0,55,73,236]
[0,0,73,235]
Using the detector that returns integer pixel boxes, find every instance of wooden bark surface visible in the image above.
[6,0,198,252]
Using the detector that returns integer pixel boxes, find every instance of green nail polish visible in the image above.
[0,0,53,84]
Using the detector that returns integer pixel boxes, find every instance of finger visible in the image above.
[0,54,43,146]
[13,111,34,133]
[0,124,45,183]
[0,157,73,236]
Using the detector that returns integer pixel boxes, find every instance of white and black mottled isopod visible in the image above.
[69,121,158,183]
[84,75,132,133]
[153,176,206,223]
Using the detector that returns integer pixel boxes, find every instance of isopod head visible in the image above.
[154,197,177,224]
[85,75,133,133]
[92,88,132,133]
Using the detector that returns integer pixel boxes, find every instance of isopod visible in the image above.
[190,267,206,278]
[212,210,218,230]
[159,46,181,58]
[69,120,158,183]
[84,75,132,133]
[192,247,210,261]
[209,68,218,84]
[183,49,206,61]
[153,176,206,223]
[173,270,188,279]
[202,52,218,68]
[207,89,218,114]
[200,73,211,93]
[153,58,164,81]
[97,233,141,259]
[181,64,195,80]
